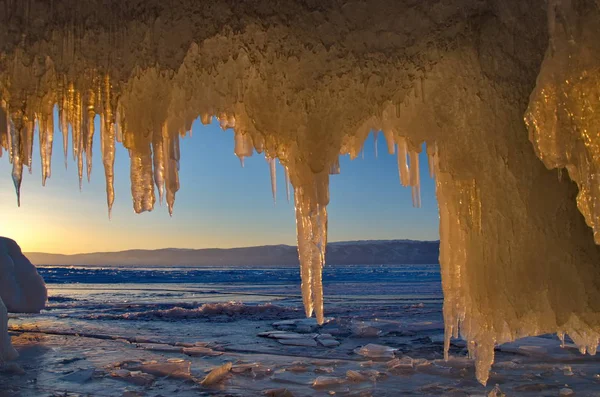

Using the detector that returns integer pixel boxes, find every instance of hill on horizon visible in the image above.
[26,239,440,267]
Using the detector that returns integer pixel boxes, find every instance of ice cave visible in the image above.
[1,0,600,387]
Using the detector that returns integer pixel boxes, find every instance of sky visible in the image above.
[0,116,439,254]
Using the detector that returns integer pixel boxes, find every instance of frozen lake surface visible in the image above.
[2,264,600,396]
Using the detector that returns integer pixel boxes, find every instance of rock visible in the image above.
[559,388,574,396]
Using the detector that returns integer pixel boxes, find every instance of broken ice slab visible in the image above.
[258,331,315,340]
[354,344,397,359]
[263,388,295,397]
[183,346,223,357]
[231,363,273,378]
[346,370,368,382]
[116,359,192,380]
[273,318,332,333]
[316,334,340,347]
[110,369,155,386]
[277,338,318,347]
[200,362,232,386]
[312,376,346,388]
[351,321,383,337]
[141,359,192,379]
[559,388,575,396]
[138,343,184,353]
[61,368,95,383]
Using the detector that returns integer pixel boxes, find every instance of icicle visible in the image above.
[382,128,395,154]
[268,157,277,204]
[427,143,437,179]
[234,131,253,167]
[409,149,421,208]
[130,146,156,214]
[284,166,291,203]
[84,89,95,183]
[294,186,314,318]
[0,101,8,161]
[397,138,410,187]
[373,130,379,158]
[408,150,421,208]
[39,109,54,186]
[293,171,330,324]
[329,156,340,175]
[101,76,116,217]
[311,202,328,324]
[10,112,22,206]
[22,117,34,175]
[200,113,211,125]
[60,94,69,169]
[153,123,166,205]
[115,105,123,143]
[72,90,84,189]
[163,126,180,216]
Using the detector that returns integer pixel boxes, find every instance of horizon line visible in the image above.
[24,238,441,256]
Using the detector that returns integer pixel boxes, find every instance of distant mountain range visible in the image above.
[26,240,439,267]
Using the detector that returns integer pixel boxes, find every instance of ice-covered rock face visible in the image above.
[0,237,47,361]
[1,0,600,384]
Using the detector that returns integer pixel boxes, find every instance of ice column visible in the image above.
[294,170,329,324]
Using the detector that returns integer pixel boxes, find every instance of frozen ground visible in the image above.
[1,265,599,396]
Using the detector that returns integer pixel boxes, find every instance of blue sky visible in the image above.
[0,117,439,254]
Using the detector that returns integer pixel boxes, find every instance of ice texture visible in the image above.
[1,0,600,386]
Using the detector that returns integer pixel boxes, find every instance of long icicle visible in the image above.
[101,75,116,217]
[268,157,277,204]
[409,149,421,208]
[294,186,314,318]
[284,166,291,203]
[397,137,410,187]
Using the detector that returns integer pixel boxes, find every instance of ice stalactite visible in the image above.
[153,125,166,206]
[0,103,6,159]
[526,1,600,242]
[432,149,486,383]
[100,76,116,216]
[162,127,181,217]
[427,143,437,179]
[268,157,277,204]
[329,157,340,175]
[84,89,96,183]
[397,138,410,187]
[39,104,54,186]
[409,149,421,208]
[234,131,253,167]
[284,166,291,203]
[293,171,329,325]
